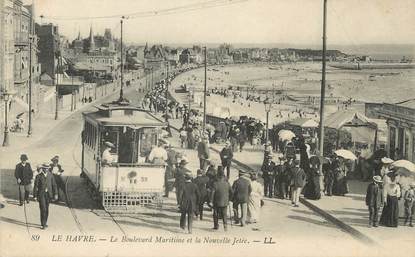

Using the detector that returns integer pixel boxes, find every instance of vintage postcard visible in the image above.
[1,0,414,256]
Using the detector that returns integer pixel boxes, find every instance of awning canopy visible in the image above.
[325,110,377,130]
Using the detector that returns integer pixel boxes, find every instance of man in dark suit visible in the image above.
[178,173,200,234]
[14,154,33,206]
[175,160,190,206]
[261,155,275,198]
[232,170,252,226]
[220,141,233,179]
[193,169,209,220]
[211,169,233,231]
[33,163,58,229]
[365,175,384,227]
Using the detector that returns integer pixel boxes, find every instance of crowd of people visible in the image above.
[104,67,415,232]
[364,157,415,228]
[172,158,265,234]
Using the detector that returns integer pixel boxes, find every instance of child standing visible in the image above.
[404,182,415,227]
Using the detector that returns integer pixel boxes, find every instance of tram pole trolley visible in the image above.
[81,99,168,213]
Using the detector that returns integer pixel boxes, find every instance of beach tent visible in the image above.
[324,109,379,148]
[325,110,375,130]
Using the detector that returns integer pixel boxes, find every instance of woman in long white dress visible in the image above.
[248,173,264,224]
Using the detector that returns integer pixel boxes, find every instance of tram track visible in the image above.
[63,135,85,234]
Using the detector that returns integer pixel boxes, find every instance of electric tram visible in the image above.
[81,99,167,212]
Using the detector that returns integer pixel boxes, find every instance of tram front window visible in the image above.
[101,126,159,166]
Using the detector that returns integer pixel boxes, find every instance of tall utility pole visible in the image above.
[318,0,328,161]
[145,69,148,91]
[165,62,169,122]
[27,33,33,136]
[54,54,59,120]
[151,67,154,90]
[165,61,172,137]
[202,46,207,132]
[119,17,124,101]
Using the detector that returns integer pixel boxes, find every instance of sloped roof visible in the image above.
[289,118,319,128]
[396,99,415,109]
[325,110,376,130]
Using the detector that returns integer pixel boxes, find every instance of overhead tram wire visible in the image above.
[40,0,248,21]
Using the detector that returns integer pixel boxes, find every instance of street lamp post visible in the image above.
[2,92,10,147]
[264,98,272,144]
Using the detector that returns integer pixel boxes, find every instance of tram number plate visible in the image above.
[140,177,148,182]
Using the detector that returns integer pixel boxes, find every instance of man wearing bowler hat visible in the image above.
[14,154,33,206]
[33,163,58,229]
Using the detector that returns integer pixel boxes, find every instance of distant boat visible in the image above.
[268,66,279,70]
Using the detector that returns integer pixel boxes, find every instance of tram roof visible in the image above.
[83,101,166,127]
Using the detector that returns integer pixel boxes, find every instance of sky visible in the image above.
[28,0,415,46]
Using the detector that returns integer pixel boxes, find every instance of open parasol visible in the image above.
[391,160,415,177]
[334,149,357,161]
[278,130,296,141]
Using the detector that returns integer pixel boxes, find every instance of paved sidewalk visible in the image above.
[166,116,415,248]
[0,81,121,154]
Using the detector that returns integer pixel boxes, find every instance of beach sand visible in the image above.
[170,63,414,126]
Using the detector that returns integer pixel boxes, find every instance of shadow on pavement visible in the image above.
[333,216,369,228]
[1,169,21,201]
[0,216,40,229]
[287,215,336,228]
[114,216,181,233]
